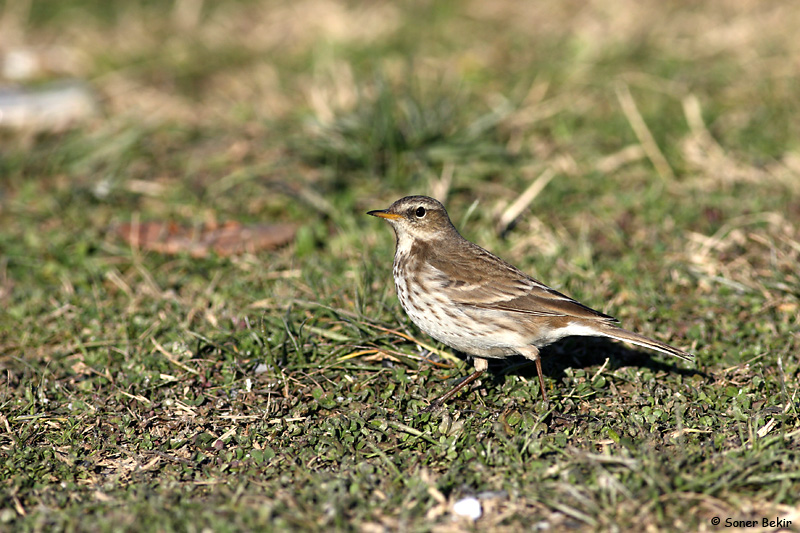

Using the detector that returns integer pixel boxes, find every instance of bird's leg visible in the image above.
[426,357,488,410]
[534,357,548,402]
[518,346,548,402]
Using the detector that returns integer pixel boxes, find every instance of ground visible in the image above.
[1,1,799,531]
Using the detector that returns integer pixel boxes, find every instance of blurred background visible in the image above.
[3,0,798,346]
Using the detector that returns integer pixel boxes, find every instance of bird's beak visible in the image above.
[367,209,402,220]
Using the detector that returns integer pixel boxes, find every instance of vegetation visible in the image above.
[1,0,798,530]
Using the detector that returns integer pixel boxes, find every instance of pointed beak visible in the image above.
[367,209,402,220]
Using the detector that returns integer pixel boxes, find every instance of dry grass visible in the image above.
[1,0,799,531]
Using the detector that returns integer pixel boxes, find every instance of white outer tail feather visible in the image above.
[602,328,693,362]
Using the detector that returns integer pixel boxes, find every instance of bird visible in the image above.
[368,195,693,407]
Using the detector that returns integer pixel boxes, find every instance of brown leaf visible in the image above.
[116,221,296,257]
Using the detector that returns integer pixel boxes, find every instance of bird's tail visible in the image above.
[601,327,694,362]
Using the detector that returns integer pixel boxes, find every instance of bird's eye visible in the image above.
[415,206,426,218]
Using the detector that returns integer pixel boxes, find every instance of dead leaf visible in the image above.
[116,221,296,257]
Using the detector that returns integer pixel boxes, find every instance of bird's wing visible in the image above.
[422,242,617,322]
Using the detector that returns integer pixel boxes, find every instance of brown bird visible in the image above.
[368,195,693,406]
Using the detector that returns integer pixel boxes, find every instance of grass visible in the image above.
[1,0,799,531]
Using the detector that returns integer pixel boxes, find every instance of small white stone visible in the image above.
[452,497,482,521]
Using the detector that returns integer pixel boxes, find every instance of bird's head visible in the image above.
[368,196,458,245]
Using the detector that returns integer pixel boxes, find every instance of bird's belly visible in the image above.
[395,277,522,358]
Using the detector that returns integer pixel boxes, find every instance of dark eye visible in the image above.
[415,206,426,218]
